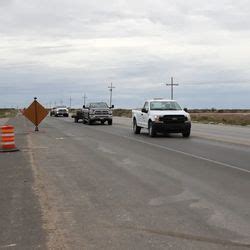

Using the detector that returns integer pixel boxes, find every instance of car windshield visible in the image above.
[90,102,108,108]
[150,101,182,110]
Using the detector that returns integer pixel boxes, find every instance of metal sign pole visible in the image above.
[34,97,39,131]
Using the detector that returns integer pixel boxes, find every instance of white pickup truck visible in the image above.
[132,99,191,137]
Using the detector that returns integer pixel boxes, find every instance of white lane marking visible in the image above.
[121,135,250,174]
[1,244,17,248]
[193,131,250,147]
[52,116,250,174]
[85,125,250,174]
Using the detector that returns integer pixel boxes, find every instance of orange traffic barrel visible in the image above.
[0,125,19,152]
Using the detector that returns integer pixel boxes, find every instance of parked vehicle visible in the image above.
[72,110,84,123]
[132,99,191,137]
[50,106,69,117]
[83,102,113,125]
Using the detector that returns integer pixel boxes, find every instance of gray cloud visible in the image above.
[0,0,250,108]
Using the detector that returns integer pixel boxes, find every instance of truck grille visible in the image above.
[94,110,109,115]
[160,115,187,124]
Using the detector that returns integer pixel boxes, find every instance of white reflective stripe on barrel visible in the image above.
[2,141,15,145]
[1,133,15,137]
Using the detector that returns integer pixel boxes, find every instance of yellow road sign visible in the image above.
[23,98,48,130]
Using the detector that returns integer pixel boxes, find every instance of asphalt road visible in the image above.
[0,115,250,249]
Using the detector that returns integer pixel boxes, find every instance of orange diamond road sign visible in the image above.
[23,98,48,131]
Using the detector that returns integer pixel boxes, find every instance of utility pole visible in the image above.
[69,96,72,109]
[108,82,115,107]
[83,93,87,106]
[166,77,179,100]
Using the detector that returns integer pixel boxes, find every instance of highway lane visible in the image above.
[113,116,250,146]
[64,116,250,172]
[4,115,250,249]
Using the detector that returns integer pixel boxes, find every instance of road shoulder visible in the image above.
[0,116,46,249]
[0,118,9,126]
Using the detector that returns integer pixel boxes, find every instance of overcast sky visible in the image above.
[0,0,250,108]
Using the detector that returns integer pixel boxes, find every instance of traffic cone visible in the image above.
[0,125,19,152]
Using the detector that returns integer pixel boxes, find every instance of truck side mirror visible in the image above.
[110,105,114,108]
[184,108,188,112]
[142,108,148,113]
[83,105,85,108]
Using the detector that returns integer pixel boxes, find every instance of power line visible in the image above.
[180,80,250,85]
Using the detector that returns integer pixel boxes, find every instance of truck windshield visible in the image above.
[150,101,182,110]
[90,102,108,108]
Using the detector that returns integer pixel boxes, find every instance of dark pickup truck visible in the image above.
[72,102,113,125]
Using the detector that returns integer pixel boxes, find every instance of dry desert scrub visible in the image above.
[190,112,250,126]
[113,109,250,126]
[113,109,132,118]
[0,109,17,118]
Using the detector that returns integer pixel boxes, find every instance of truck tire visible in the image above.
[182,129,191,138]
[133,119,141,134]
[108,120,112,125]
[148,121,156,137]
[88,118,92,125]
[101,120,105,125]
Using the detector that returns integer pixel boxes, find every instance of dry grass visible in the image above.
[191,112,250,126]
[113,109,250,126]
[113,109,132,118]
[0,109,17,118]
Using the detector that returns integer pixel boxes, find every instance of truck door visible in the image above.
[83,104,89,119]
[141,102,149,128]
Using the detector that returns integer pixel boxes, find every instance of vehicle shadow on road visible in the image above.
[137,131,185,139]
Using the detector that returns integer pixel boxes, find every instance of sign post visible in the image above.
[34,97,39,131]
[23,97,48,131]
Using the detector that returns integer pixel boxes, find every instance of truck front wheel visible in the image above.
[88,118,92,125]
[108,120,112,125]
[182,129,191,138]
[133,119,141,134]
[149,121,156,137]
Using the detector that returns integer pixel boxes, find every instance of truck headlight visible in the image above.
[154,115,162,123]
[185,114,191,122]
